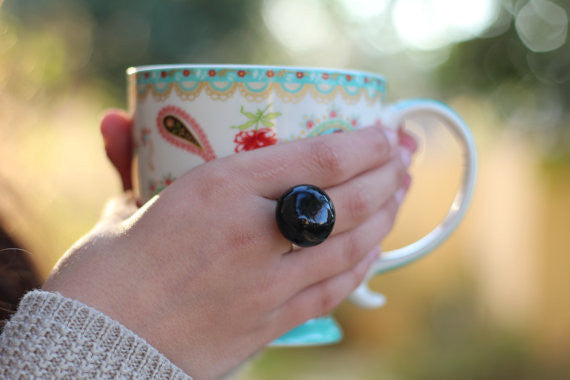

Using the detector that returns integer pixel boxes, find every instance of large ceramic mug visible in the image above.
[127,64,477,346]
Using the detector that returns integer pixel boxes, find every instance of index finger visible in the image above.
[231,126,398,199]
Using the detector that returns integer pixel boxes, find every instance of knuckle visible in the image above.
[317,285,338,317]
[343,233,364,267]
[310,140,344,179]
[374,128,393,159]
[195,166,235,202]
[346,184,372,222]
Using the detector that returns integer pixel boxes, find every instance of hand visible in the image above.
[44,111,415,379]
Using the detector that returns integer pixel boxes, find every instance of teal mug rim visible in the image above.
[127,63,386,80]
[127,64,386,96]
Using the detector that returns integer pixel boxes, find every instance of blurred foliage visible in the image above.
[3,0,262,102]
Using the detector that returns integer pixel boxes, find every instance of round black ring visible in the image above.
[275,184,336,248]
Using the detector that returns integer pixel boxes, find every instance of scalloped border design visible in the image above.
[135,68,385,105]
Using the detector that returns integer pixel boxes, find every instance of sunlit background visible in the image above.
[1,0,569,378]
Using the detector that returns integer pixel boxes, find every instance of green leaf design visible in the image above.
[231,119,257,130]
[232,103,281,130]
[240,106,256,119]
[264,112,282,120]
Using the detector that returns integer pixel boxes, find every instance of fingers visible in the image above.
[232,126,398,199]
[267,146,409,255]
[279,195,401,295]
[274,246,380,332]
[227,127,411,257]
[100,110,133,191]
[326,149,409,235]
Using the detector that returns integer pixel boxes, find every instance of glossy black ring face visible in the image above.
[275,184,336,248]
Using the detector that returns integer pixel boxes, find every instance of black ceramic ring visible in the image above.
[275,184,336,248]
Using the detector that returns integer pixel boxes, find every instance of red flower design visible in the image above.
[234,128,278,153]
[329,110,337,118]
[306,120,315,129]
[296,71,304,79]
[183,69,190,77]
[209,70,216,77]
[238,70,246,77]
[351,119,358,127]
[346,75,352,81]
[267,70,274,78]
[144,72,150,78]
[161,71,167,78]
[322,73,329,80]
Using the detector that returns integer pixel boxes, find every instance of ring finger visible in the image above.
[277,195,401,296]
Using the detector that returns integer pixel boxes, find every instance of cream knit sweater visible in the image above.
[0,290,191,379]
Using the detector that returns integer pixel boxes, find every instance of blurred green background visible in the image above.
[1,0,569,378]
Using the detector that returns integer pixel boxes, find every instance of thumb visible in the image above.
[101,110,133,191]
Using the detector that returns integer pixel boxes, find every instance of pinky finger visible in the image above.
[274,247,380,334]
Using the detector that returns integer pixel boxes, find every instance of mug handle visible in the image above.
[348,99,478,308]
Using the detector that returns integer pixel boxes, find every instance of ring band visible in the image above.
[275,184,336,248]
[289,243,302,253]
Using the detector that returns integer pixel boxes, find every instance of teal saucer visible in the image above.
[269,316,343,347]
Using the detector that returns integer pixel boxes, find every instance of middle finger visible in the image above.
[326,147,410,235]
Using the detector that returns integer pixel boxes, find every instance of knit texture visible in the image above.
[0,290,191,379]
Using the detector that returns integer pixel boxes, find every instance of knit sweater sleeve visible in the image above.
[0,290,191,379]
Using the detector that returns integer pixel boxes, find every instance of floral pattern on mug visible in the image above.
[148,173,177,196]
[231,104,281,152]
[290,105,359,140]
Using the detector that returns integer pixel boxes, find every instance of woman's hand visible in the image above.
[43,111,414,379]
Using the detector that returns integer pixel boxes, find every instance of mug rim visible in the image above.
[126,63,386,81]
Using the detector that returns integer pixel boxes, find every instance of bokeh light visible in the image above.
[262,0,333,52]
[515,0,568,52]
[392,0,500,50]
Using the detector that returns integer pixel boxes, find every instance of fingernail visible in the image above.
[400,148,412,168]
[394,188,407,204]
[394,188,404,204]
[384,128,398,149]
[365,247,380,263]
[395,174,412,204]
[398,129,418,153]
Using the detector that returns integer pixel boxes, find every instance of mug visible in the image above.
[127,64,477,346]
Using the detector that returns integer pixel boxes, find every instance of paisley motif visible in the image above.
[156,106,217,162]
